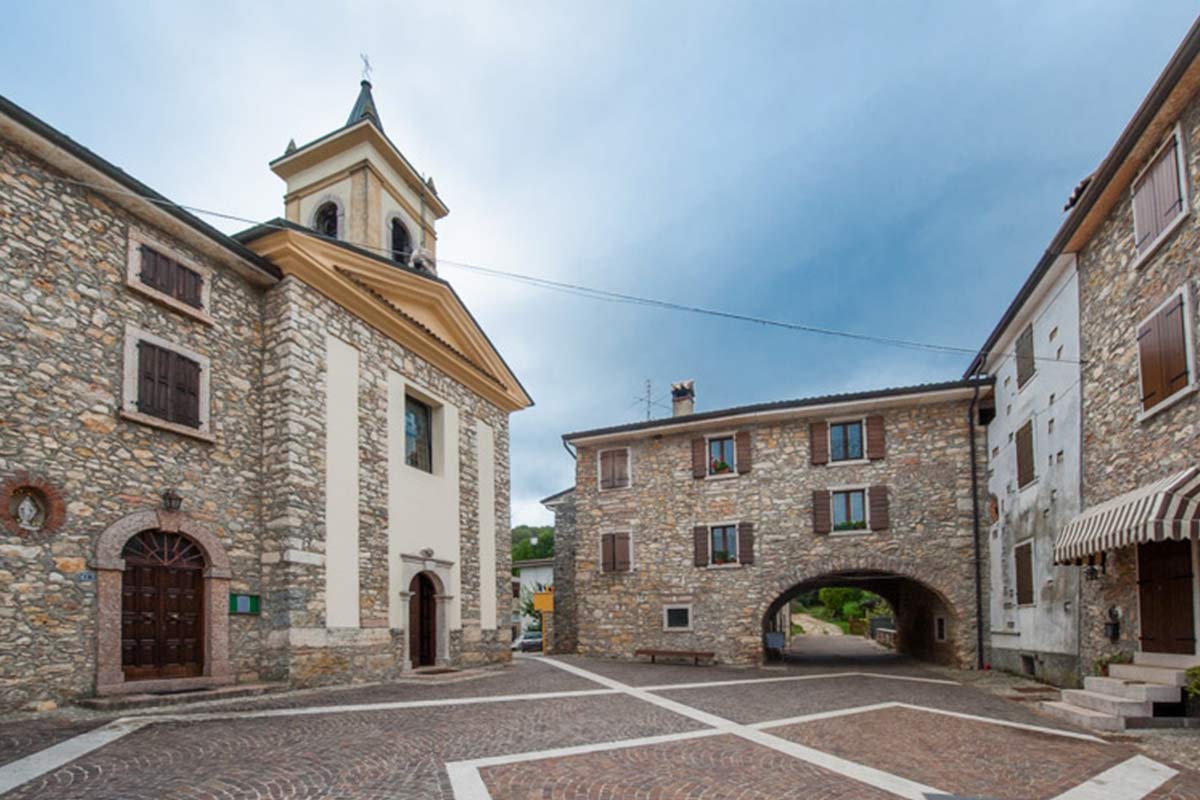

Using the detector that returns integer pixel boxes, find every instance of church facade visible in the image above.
[0,82,530,710]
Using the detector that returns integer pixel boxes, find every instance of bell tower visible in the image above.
[269,78,448,273]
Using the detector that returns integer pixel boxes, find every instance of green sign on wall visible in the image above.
[229,593,261,615]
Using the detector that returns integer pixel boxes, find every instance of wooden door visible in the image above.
[120,531,205,680]
[409,573,437,667]
[1138,539,1196,654]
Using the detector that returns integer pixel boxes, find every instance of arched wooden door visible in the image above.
[409,572,437,667]
[121,530,205,680]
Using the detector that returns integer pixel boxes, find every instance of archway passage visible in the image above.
[763,569,958,667]
[409,572,438,668]
[121,530,206,680]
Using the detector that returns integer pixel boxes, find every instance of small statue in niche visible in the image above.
[15,492,44,531]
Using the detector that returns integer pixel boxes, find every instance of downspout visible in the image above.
[562,439,576,460]
[968,380,985,670]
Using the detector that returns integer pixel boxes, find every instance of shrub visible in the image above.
[1185,666,1200,699]
[818,588,864,618]
[841,601,863,621]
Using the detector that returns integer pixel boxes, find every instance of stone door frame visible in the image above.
[91,509,234,696]
[398,553,454,669]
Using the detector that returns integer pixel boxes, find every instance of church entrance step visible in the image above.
[79,682,285,711]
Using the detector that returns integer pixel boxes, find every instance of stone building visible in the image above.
[967,19,1200,727]
[0,82,530,710]
[559,379,991,667]
[967,254,1084,687]
[541,487,577,654]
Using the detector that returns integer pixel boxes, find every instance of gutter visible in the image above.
[968,382,985,670]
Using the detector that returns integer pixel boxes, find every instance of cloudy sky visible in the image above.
[3,2,1196,524]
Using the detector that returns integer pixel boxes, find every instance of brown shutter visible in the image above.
[691,438,707,478]
[1015,324,1036,389]
[173,354,201,428]
[614,449,629,488]
[812,490,831,534]
[1015,421,1035,488]
[735,431,752,474]
[136,341,159,415]
[614,533,631,572]
[1134,136,1183,254]
[600,533,615,572]
[809,422,828,465]
[1160,296,1189,396]
[1138,315,1165,410]
[1014,543,1034,605]
[737,522,755,564]
[179,266,203,309]
[868,486,889,531]
[865,415,886,460]
[693,526,708,566]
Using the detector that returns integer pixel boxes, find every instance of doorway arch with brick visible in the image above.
[92,508,234,696]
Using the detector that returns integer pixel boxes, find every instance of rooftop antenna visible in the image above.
[360,53,372,84]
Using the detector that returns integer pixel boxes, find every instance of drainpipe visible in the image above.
[562,440,576,461]
[968,380,985,670]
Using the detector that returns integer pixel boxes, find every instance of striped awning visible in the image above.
[1055,467,1200,564]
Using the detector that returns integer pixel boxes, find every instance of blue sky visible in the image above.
[2,2,1197,524]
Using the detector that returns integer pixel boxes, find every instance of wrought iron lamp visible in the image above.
[161,488,183,512]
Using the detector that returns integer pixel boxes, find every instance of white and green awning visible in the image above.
[1056,467,1200,564]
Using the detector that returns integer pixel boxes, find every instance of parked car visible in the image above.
[512,631,542,652]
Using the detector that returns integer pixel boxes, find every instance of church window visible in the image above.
[391,218,412,263]
[314,202,340,239]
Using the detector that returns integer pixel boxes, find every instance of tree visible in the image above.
[512,525,554,562]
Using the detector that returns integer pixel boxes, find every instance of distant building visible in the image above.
[513,557,555,635]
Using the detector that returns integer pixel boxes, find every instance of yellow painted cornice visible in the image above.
[282,159,438,242]
[247,228,530,412]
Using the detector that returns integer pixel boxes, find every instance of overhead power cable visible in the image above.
[50,174,1081,366]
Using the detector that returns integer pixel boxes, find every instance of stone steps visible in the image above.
[1083,676,1180,703]
[1109,663,1189,687]
[1040,700,1123,731]
[79,682,285,711]
[1133,651,1200,670]
[1060,689,1150,717]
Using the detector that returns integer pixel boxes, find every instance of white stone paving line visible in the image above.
[1051,755,1177,800]
[639,669,959,693]
[0,718,149,796]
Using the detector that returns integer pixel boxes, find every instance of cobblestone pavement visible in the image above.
[0,649,1197,799]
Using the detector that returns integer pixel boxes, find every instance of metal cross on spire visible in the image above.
[360,53,372,83]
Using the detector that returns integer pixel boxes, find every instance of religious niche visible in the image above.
[2,475,65,537]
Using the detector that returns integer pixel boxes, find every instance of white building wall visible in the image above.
[477,420,497,630]
[324,335,361,628]
[984,255,1083,683]
[386,370,462,630]
[516,563,554,632]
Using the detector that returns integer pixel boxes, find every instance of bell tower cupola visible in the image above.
[269,78,448,273]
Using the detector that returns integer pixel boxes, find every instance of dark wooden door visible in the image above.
[1138,540,1196,654]
[409,573,437,667]
[121,531,205,680]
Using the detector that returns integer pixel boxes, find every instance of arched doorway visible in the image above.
[409,572,438,668]
[121,530,206,680]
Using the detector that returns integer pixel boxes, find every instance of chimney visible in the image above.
[671,380,695,417]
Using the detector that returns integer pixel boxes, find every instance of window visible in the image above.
[512,581,520,599]
[663,605,692,631]
[1015,324,1035,389]
[829,421,863,462]
[405,396,433,472]
[314,201,340,238]
[598,448,630,490]
[391,218,412,263]
[1137,288,1194,415]
[1014,541,1034,606]
[1132,129,1186,260]
[709,525,738,565]
[122,326,211,439]
[832,489,866,531]
[1015,420,1035,489]
[140,245,204,310]
[600,532,632,573]
[708,436,735,475]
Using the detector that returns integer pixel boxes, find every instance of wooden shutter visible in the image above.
[868,486,889,531]
[136,341,168,418]
[614,533,631,572]
[1160,295,1190,396]
[177,266,204,309]
[613,449,629,488]
[737,522,755,564]
[1015,324,1035,389]
[691,438,707,478]
[173,354,202,428]
[1014,542,1034,605]
[600,533,615,572]
[809,422,828,465]
[1133,136,1183,254]
[735,431,752,474]
[693,526,708,566]
[812,490,831,534]
[1015,421,1035,488]
[1138,315,1165,410]
[865,416,886,460]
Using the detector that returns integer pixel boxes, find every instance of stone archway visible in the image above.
[91,508,234,695]
[398,553,453,669]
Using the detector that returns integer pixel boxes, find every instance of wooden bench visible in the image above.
[634,648,715,666]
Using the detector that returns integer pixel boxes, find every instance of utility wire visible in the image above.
[50,174,1081,366]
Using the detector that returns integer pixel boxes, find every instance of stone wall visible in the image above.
[571,399,985,667]
[0,138,267,708]
[1075,90,1200,672]
[549,493,578,654]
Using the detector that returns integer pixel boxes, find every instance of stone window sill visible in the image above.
[826,458,870,468]
[1137,383,1197,424]
[705,472,739,482]
[127,278,215,326]
[706,562,741,570]
[120,409,215,443]
[829,530,872,538]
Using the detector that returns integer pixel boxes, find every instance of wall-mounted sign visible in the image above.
[229,593,261,615]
